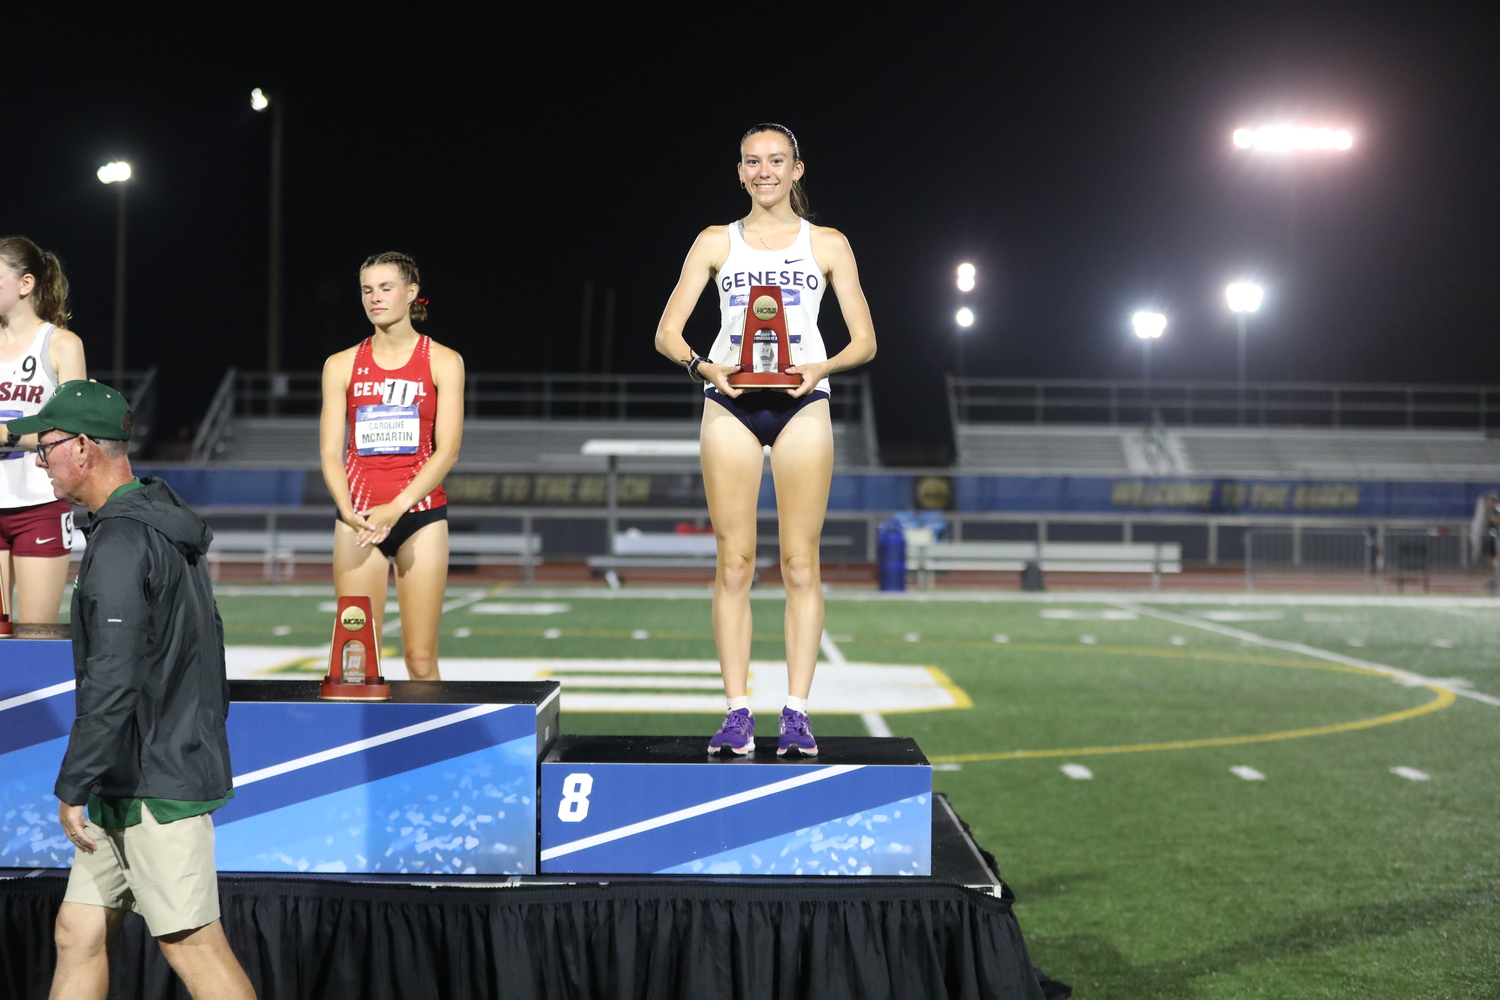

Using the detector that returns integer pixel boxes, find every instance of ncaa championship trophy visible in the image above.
[727,286,803,390]
[320,595,391,700]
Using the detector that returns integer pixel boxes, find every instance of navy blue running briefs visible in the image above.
[332,505,448,558]
[704,388,830,447]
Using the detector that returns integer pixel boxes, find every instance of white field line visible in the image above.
[823,629,891,736]
[385,588,491,638]
[819,630,848,666]
[431,586,1500,609]
[0,680,75,713]
[1117,603,1500,709]
[540,764,864,861]
[551,675,725,690]
[231,704,506,787]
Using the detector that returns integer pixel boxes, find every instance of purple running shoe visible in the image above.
[708,708,756,755]
[777,707,818,756]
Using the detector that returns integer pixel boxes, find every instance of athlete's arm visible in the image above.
[784,227,877,399]
[319,349,368,535]
[50,329,86,384]
[2,329,87,451]
[654,226,744,398]
[355,343,466,545]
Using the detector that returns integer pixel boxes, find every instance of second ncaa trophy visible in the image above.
[320,595,392,700]
[728,286,802,390]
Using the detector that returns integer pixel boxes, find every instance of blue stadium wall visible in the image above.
[133,467,1498,520]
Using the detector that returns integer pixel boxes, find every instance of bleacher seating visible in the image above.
[952,424,1500,480]
[1175,428,1500,480]
[954,426,1134,474]
[210,416,876,468]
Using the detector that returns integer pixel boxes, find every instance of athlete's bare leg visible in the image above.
[333,522,392,638]
[392,519,449,681]
[701,400,767,699]
[10,554,70,623]
[770,399,833,700]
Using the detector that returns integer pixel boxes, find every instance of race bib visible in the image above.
[354,404,420,456]
[0,409,23,460]
[381,378,421,406]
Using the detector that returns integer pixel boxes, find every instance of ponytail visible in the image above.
[789,179,812,220]
[0,236,71,326]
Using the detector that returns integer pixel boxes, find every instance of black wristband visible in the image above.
[686,356,708,383]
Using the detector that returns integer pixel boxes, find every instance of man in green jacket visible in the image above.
[11,381,255,1000]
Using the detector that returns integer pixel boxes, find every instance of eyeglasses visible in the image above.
[36,434,81,468]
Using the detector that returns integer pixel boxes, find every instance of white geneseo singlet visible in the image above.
[706,219,831,395]
[0,324,61,508]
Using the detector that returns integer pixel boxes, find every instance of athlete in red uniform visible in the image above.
[319,252,464,680]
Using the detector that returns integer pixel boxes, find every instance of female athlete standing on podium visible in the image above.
[0,237,87,623]
[320,252,464,680]
[654,124,878,756]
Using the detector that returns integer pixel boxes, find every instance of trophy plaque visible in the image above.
[320,595,391,700]
[727,286,803,390]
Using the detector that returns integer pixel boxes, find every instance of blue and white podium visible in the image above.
[540,736,932,876]
[0,640,558,876]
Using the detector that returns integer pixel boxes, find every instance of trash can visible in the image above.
[877,520,907,592]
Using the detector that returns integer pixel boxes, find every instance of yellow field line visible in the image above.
[930,685,1457,764]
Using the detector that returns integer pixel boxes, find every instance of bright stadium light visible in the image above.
[956,307,975,328]
[1226,282,1264,313]
[251,87,270,111]
[956,262,976,292]
[1226,282,1264,420]
[96,161,132,184]
[1131,311,1166,339]
[1231,125,1354,152]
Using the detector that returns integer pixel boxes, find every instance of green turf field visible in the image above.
[212,586,1500,999]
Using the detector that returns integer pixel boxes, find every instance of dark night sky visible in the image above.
[9,5,1498,459]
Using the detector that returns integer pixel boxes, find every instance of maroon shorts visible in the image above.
[0,499,74,558]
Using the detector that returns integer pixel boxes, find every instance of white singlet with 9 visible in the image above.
[0,324,62,509]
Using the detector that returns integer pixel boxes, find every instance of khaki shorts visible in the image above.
[63,802,220,937]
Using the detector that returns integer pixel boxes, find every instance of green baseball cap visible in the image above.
[7,380,133,441]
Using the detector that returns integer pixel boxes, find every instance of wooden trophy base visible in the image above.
[319,678,392,701]
[727,372,803,389]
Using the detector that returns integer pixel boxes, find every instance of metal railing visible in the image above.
[190,367,238,463]
[193,369,881,465]
[950,377,1500,430]
[1244,525,1480,592]
[116,367,159,458]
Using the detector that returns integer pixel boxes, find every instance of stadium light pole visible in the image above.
[1226,282,1264,425]
[97,161,133,385]
[253,88,284,408]
[1132,310,1165,381]
[1230,125,1353,269]
[954,263,976,377]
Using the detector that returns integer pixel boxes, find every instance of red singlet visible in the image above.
[343,335,446,513]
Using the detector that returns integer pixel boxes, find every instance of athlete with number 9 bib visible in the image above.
[320,253,465,680]
[0,237,87,623]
